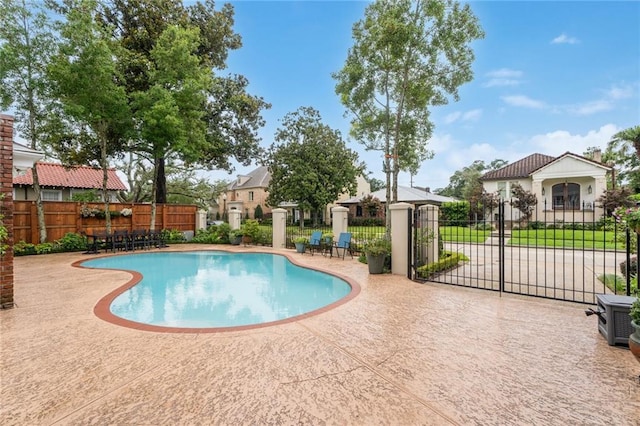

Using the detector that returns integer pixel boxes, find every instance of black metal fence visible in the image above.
[413,200,638,305]
[284,223,386,254]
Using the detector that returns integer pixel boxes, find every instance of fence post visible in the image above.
[272,208,287,249]
[499,200,505,295]
[418,204,440,266]
[390,202,413,276]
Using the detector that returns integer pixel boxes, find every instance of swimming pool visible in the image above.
[82,251,358,332]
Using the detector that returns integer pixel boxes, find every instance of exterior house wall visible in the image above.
[325,175,371,224]
[1,115,14,308]
[228,186,271,219]
[12,186,119,202]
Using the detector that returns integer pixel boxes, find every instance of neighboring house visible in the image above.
[216,165,371,223]
[13,162,127,202]
[339,185,457,220]
[480,151,611,223]
[218,166,271,219]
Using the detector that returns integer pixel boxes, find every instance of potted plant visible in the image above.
[322,232,334,245]
[228,229,243,245]
[240,219,260,245]
[363,237,391,274]
[629,287,640,366]
[293,236,308,253]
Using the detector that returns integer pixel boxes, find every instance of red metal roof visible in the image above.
[13,162,127,191]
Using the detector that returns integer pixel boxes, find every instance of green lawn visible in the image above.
[439,226,491,243]
[509,229,620,250]
[284,224,625,251]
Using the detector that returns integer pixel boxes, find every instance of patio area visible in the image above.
[1,245,638,425]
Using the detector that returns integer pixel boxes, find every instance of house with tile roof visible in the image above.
[13,162,127,202]
[480,151,611,223]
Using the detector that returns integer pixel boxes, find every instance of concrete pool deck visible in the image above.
[1,244,639,425]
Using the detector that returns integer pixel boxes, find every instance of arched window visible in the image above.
[552,183,580,210]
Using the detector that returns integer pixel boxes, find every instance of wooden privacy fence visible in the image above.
[13,201,198,244]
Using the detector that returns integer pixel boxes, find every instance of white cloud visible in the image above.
[483,68,524,87]
[551,33,580,44]
[501,95,546,109]
[462,109,482,122]
[526,124,619,156]
[568,100,613,116]
[604,83,634,100]
[443,109,482,124]
[486,69,523,78]
[444,112,461,124]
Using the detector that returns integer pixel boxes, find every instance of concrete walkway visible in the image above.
[1,245,639,424]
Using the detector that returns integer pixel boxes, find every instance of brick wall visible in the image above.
[1,114,14,308]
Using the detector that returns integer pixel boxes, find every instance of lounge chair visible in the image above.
[308,231,323,256]
[331,232,353,260]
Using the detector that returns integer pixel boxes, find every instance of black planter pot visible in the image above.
[366,253,386,274]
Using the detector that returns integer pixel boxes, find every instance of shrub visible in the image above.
[416,252,468,278]
[441,201,470,226]
[162,229,185,243]
[621,256,638,279]
[473,222,493,231]
[192,227,222,244]
[254,204,264,221]
[56,232,88,252]
[528,221,546,230]
[240,219,260,240]
[13,241,36,256]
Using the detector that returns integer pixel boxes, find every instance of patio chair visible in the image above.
[308,231,323,256]
[331,232,353,260]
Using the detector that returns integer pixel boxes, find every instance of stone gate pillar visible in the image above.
[389,202,413,277]
[271,208,287,249]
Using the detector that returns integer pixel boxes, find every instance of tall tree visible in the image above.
[0,0,56,243]
[334,0,484,228]
[605,125,640,193]
[132,24,211,229]
[48,0,132,233]
[99,0,267,209]
[438,159,507,199]
[265,107,363,227]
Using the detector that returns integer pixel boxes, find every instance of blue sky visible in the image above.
[207,0,640,191]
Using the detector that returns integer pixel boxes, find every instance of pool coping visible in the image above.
[72,247,362,333]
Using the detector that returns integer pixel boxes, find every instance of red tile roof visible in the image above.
[13,162,127,191]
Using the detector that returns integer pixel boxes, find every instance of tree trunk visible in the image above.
[156,156,167,204]
[101,137,111,234]
[150,159,158,230]
[31,167,47,243]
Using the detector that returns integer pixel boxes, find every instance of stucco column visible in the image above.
[271,208,287,249]
[418,204,439,266]
[229,210,242,230]
[390,202,413,277]
[195,209,207,231]
[331,206,348,256]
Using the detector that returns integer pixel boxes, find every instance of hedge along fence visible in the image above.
[13,201,198,244]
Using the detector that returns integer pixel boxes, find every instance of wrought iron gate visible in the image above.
[412,201,638,305]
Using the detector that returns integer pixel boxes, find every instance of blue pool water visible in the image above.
[83,251,352,328]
